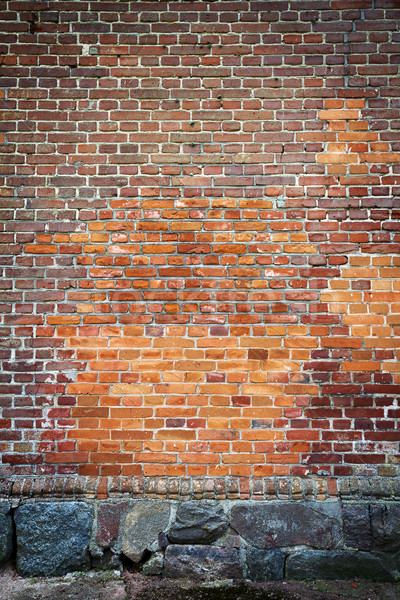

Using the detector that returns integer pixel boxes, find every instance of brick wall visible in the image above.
[1,0,400,483]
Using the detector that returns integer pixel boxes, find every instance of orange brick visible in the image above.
[318,109,360,120]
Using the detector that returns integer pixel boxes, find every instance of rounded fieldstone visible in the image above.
[168,502,228,545]
[121,500,171,563]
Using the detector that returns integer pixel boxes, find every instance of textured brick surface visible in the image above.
[1,1,400,482]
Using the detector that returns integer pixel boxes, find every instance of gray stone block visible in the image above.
[343,503,400,552]
[15,502,93,576]
[343,504,372,551]
[168,501,228,544]
[121,500,171,563]
[245,548,285,581]
[370,505,400,552]
[286,550,397,582]
[231,501,342,549]
[0,503,13,564]
[163,545,242,581]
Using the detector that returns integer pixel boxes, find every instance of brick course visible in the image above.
[1,0,400,483]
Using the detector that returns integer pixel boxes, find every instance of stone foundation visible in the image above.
[1,477,400,581]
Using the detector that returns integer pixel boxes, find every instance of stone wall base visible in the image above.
[1,480,400,581]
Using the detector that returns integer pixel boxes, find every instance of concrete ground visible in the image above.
[1,564,400,600]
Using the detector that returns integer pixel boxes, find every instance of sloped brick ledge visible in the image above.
[2,476,400,501]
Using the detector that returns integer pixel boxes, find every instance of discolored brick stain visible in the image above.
[1,1,400,482]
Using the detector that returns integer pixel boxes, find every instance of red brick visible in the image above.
[3,2,400,483]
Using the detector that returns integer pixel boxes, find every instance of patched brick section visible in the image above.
[1,2,400,482]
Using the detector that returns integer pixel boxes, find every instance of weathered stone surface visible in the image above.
[0,503,13,564]
[231,502,342,549]
[163,545,242,581]
[91,549,122,571]
[15,502,93,576]
[370,505,400,552]
[222,527,241,549]
[168,502,228,544]
[95,502,129,551]
[286,550,397,582]
[342,504,371,551]
[141,551,164,576]
[121,501,171,563]
[158,531,169,549]
[343,504,400,553]
[246,548,285,581]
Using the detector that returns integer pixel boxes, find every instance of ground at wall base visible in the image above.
[1,566,400,600]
